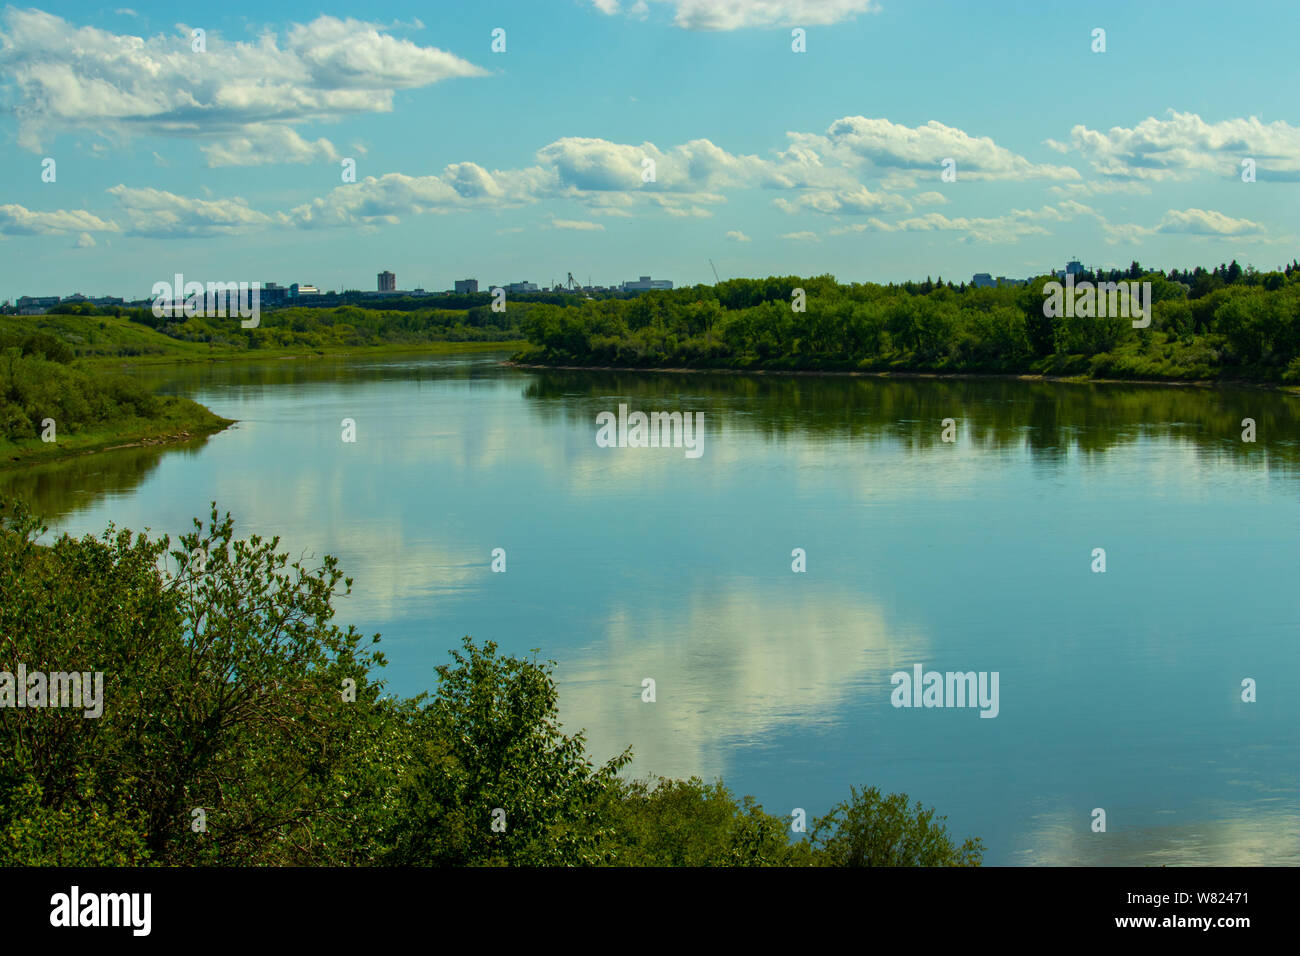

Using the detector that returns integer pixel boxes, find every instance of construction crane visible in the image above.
[567,272,581,292]
[709,259,721,284]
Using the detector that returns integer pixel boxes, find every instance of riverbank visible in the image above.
[0,397,234,471]
[81,338,527,370]
[0,338,523,471]
[506,360,1300,395]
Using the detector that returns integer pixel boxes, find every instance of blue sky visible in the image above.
[1,0,1297,300]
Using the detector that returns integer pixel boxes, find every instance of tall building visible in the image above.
[378,271,396,292]
[504,281,538,293]
[289,283,320,297]
[971,273,995,288]
[621,275,673,291]
[454,279,478,295]
[260,282,288,307]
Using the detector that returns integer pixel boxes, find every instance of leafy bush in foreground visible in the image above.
[0,497,982,866]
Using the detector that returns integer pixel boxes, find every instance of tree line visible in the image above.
[516,264,1300,383]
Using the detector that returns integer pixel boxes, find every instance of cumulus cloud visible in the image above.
[47,113,1284,250]
[0,203,120,236]
[1064,111,1300,181]
[202,126,340,166]
[828,203,1092,244]
[773,184,911,216]
[285,165,553,228]
[725,229,751,242]
[0,9,488,154]
[1102,208,1268,244]
[106,185,282,237]
[82,118,1102,237]
[791,116,1081,183]
[537,136,777,194]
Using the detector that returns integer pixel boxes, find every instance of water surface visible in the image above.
[5,353,1298,865]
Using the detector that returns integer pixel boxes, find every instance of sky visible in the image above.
[1,0,1297,301]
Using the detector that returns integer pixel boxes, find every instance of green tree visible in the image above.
[808,785,984,866]
[382,637,631,866]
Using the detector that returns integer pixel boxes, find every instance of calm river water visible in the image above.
[4,351,1298,865]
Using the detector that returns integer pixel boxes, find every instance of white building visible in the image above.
[621,275,673,291]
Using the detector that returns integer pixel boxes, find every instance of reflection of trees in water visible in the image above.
[0,355,515,520]
[10,360,1298,522]
[522,370,1300,471]
[120,353,511,397]
[0,439,208,521]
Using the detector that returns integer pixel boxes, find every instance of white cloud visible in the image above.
[912,190,948,206]
[551,219,605,231]
[661,205,714,218]
[0,203,120,236]
[1102,208,1268,244]
[725,229,751,242]
[75,232,96,247]
[538,136,775,194]
[286,166,553,228]
[202,125,340,167]
[829,203,1092,243]
[0,9,488,153]
[774,184,911,216]
[781,230,820,241]
[793,116,1081,183]
[1065,111,1300,181]
[106,185,282,237]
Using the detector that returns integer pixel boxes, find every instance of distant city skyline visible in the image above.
[1,1,1297,301]
[14,255,1284,309]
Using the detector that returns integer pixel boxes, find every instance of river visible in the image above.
[4,351,1298,865]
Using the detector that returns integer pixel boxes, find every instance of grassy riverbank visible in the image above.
[0,311,525,468]
[83,337,527,370]
[0,399,232,470]
[0,332,235,470]
[3,309,524,367]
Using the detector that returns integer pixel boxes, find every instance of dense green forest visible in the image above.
[515,260,1300,384]
[0,499,981,867]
